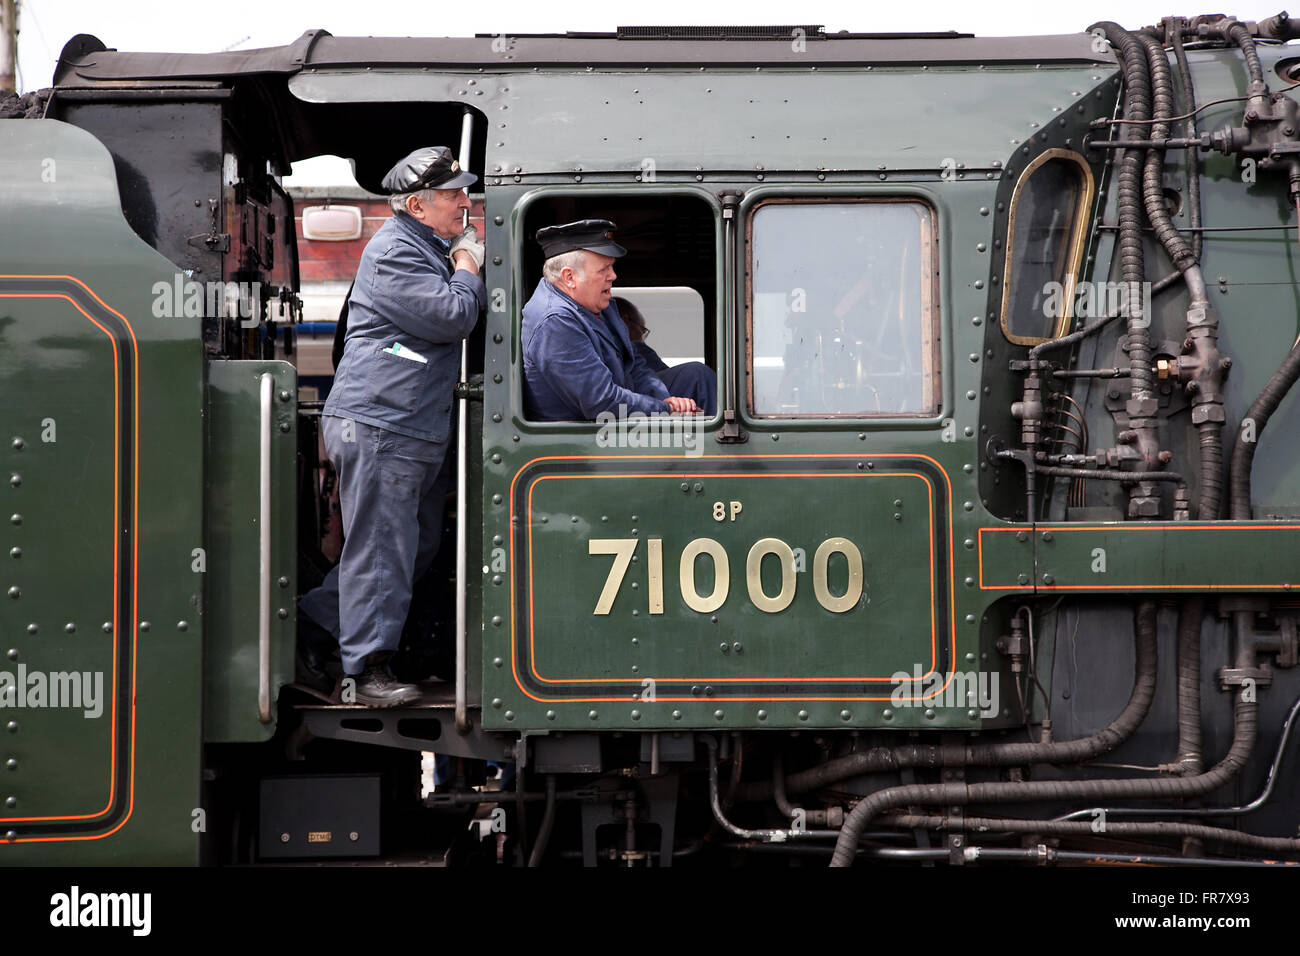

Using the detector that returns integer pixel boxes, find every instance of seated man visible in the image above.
[522,219,703,421]
[612,296,716,415]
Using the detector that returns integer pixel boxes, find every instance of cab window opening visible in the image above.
[518,193,719,424]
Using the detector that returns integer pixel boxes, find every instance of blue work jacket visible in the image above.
[325,212,486,442]
[521,279,670,420]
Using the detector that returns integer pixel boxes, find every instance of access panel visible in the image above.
[485,453,956,729]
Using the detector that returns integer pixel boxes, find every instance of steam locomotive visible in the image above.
[1,12,1298,867]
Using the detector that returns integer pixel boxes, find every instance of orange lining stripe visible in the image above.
[0,276,138,841]
[506,453,958,704]
[524,472,937,682]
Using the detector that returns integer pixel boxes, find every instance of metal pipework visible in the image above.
[883,811,1300,854]
[735,605,1159,804]
[704,737,838,843]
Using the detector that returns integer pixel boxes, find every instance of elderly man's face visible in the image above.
[566,251,618,313]
[406,188,471,240]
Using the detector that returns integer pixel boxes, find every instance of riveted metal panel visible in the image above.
[204,360,297,743]
[0,120,202,862]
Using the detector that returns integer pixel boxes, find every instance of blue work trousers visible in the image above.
[300,415,451,675]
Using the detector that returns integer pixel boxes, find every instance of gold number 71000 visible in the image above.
[588,536,863,616]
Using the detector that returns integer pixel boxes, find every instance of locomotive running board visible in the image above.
[291,691,512,763]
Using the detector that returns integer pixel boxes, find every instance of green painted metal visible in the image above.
[204,360,297,743]
[289,62,1116,178]
[981,522,1300,593]
[0,120,203,862]
[478,174,1039,730]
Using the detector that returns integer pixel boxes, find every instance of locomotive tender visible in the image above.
[2,13,1300,866]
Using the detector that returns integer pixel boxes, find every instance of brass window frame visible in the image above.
[744,196,941,419]
[998,148,1096,347]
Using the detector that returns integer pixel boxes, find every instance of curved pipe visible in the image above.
[1225,22,1265,86]
[704,737,837,842]
[734,603,1158,801]
[526,775,557,867]
[1136,32,1200,288]
[831,694,1258,866]
[1229,340,1300,519]
[1027,306,1123,361]
[1056,689,1300,819]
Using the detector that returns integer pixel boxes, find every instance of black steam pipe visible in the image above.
[884,812,1300,854]
[1171,22,1204,268]
[1137,32,1199,282]
[1087,136,1208,149]
[1090,22,1155,406]
[1056,689,1300,818]
[734,603,1158,802]
[1257,10,1300,42]
[831,691,1257,866]
[1176,599,1205,775]
[1228,340,1300,520]
[791,845,1295,867]
[1226,21,1265,86]
[1051,367,1132,378]
[526,774,557,867]
[1032,465,1184,484]
[1027,312,1123,361]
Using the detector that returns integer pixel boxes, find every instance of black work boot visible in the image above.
[349,658,422,708]
[295,608,342,695]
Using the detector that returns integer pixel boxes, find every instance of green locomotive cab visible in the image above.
[2,16,1300,866]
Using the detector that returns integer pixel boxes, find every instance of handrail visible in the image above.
[257,371,274,723]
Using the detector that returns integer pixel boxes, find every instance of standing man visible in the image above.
[299,146,486,707]
[522,219,703,421]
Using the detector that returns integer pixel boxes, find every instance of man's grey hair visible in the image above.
[543,250,588,283]
[388,188,440,215]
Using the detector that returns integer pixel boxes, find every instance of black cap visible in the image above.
[381,146,477,194]
[535,219,627,259]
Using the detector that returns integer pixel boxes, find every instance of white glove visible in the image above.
[449,225,485,271]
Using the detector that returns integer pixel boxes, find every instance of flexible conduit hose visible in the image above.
[1136,32,1200,283]
[1176,598,1205,774]
[734,603,1158,802]
[1171,24,1204,267]
[831,691,1258,866]
[1226,21,1265,86]
[885,812,1300,854]
[1091,22,1155,404]
[1139,29,1222,525]
[1229,340,1300,520]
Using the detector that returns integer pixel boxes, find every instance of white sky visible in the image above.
[12,0,1293,185]
[16,0,1294,92]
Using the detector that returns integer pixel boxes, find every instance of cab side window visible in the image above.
[999,150,1094,345]
[748,199,939,417]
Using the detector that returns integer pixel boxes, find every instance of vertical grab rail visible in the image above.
[455,108,474,734]
[257,371,274,723]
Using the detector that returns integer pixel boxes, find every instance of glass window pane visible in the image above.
[1001,154,1089,344]
[749,201,937,417]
